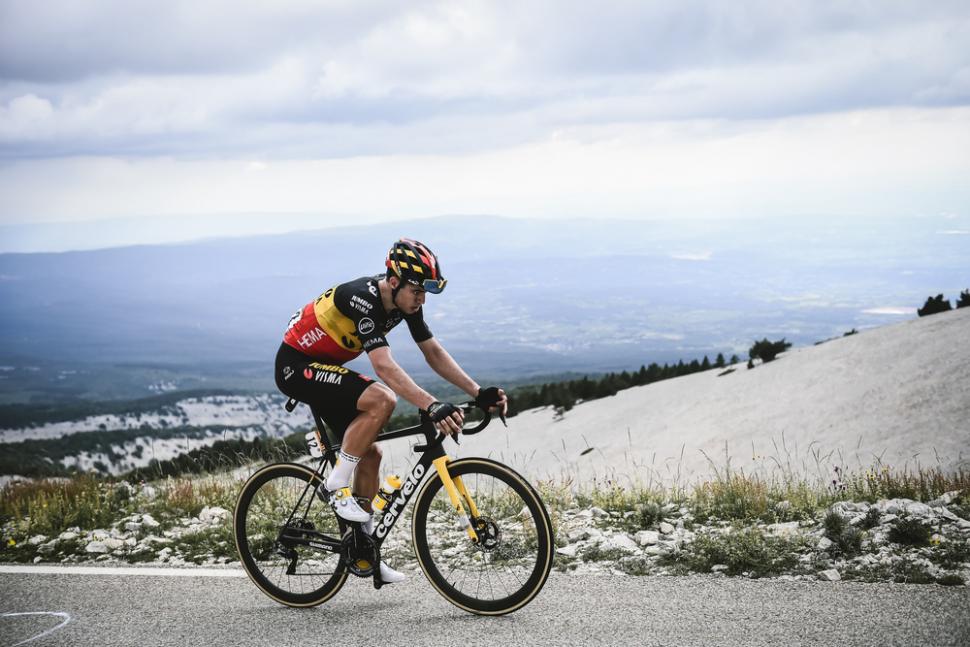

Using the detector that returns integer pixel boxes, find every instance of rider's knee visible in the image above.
[363,383,397,416]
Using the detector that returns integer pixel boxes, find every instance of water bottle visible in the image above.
[372,474,402,512]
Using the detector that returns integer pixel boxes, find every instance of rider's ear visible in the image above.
[388,275,399,289]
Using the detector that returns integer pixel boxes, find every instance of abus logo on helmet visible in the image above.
[358,318,375,335]
[375,463,425,539]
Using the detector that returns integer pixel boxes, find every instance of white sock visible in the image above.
[325,450,361,491]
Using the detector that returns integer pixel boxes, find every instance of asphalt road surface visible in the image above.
[1,566,968,647]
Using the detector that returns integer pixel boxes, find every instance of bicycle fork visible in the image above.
[432,456,481,544]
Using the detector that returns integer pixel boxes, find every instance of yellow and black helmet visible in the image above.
[385,238,447,293]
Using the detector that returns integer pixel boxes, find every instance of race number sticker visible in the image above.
[305,429,325,458]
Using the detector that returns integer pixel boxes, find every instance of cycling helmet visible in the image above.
[385,238,447,294]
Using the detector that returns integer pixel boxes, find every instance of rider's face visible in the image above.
[396,282,426,313]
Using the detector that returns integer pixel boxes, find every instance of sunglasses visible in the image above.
[408,278,447,294]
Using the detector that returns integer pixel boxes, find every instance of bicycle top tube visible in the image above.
[376,402,493,444]
[306,400,496,454]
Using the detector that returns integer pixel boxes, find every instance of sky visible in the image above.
[1,1,969,251]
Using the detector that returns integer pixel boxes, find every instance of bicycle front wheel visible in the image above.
[411,458,554,615]
[233,462,348,607]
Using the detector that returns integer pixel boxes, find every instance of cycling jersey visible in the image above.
[282,275,433,363]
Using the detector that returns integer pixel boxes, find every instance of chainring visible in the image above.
[341,527,379,577]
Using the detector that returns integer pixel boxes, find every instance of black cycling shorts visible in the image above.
[275,343,377,438]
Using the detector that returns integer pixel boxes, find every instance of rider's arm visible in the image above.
[368,346,464,435]
[417,337,480,397]
[367,346,437,410]
[418,338,509,415]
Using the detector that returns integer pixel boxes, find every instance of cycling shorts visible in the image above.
[274,343,377,439]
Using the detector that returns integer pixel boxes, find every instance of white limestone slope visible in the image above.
[385,308,970,487]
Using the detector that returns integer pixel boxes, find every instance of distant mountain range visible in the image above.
[0,215,967,403]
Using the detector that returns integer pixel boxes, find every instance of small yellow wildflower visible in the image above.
[6,538,15,547]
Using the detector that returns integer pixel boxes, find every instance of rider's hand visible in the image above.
[426,401,464,436]
[475,386,508,417]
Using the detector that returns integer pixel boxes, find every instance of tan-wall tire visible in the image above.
[234,462,348,607]
[411,458,554,615]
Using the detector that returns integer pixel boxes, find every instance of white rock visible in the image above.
[103,538,124,551]
[659,522,675,535]
[37,540,58,555]
[141,514,160,529]
[818,569,841,582]
[27,535,48,546]
[766,521,800,538]
[33,556,42,564]
[818,537,834,551]
[635,530,660,546]
[601,534,639,554]
[590,507,608,519]
[124,537,137,547]
[142,536,172,545]
[878,500,903,515]
[90,529,109,540]
[85,541,110,554]
[831,502,853,517]
[643,545,662,556]
[125,522,143,532]
[905,502,933,517]
[556,545,579,558]
[939,507,961,522]
[711,564,728,573]
[57,531,78,541]
[140,485,157,501]
[567,527,591,542]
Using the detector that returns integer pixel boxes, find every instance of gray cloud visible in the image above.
[1,1,969,160]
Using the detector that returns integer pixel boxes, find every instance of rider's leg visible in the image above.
[354,443,383,509]
[325,382,396,492]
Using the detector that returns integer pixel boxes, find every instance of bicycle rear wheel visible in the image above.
[411,458,554,615]
[233,462,348,607]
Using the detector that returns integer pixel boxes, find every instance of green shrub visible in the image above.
[673,528,803,578]
[928,539,970,569]
[888,518,932,547]
[823,511,863,556]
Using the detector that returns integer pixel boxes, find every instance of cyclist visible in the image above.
[275,238,508,583]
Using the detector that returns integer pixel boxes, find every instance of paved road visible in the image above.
[1,566,968,647]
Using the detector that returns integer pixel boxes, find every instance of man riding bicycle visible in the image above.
[274,238,508,584]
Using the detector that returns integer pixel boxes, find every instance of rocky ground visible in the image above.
[4,481,968,586]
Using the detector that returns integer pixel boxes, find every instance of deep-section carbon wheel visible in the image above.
[234,462,348,607]
[411,458,554,615]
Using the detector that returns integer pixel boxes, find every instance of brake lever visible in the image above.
[499,412,507,427]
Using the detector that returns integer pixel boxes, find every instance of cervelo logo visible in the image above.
[374,463,426,538]
[358,318,375,335]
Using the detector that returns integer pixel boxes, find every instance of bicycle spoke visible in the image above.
[417,466,546,605]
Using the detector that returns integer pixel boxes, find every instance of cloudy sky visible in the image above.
[1,1,969,249]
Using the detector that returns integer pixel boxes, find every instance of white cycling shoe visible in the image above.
[379,561,407,584]
[329,487,371,523]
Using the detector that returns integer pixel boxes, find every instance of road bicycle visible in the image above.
[233,399,554,616]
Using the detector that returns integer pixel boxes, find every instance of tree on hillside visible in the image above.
[729,354,740,365]
[749,338,792,363]
[917,294,952,317]
[715,353,726,368]
[957,290,970,309]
